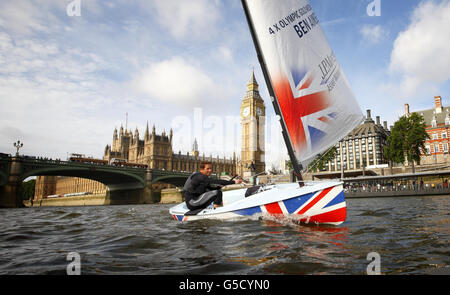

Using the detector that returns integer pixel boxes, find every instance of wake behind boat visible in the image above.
[170,181,346,225]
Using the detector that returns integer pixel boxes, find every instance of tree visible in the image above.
[384,112,429,173]
[285,158,293,170]
[285,146,338,173]
[22,178,36,200]
[308,146,338,172]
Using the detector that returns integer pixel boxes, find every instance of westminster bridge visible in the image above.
[0,154,193,208]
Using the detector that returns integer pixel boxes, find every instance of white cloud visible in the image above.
[131,56,216,106]
[148,0,221,40]
[0,30,117,159]
[388,0,450,97]
[218,46,233,62]
[360,24,384,44]
[0,1,50,35]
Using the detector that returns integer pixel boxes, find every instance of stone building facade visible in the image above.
[34,176,106,200]
[103,126,238,175]
[34,176,57,199]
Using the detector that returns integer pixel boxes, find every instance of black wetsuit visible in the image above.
[183,172,235,210]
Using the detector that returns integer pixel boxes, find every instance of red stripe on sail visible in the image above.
[318,116,330,123]
[265,202,283,215]
[297,187,333,215]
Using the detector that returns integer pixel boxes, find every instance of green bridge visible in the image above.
[0,155,193,208]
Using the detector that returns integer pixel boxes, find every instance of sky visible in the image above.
[0,0,449,170]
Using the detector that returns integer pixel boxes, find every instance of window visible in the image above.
[446,116,450,126]
[433,133,438,140]
[432,118,437,127]
[426,146,431,155]
[443,132,447,139]
[444,143,449,153]
[434,144,439,153]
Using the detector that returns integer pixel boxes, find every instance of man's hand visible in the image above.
[234,178,243,184]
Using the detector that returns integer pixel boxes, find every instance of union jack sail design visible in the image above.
[244,0,364,167]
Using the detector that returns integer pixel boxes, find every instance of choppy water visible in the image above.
[0,195,448,275]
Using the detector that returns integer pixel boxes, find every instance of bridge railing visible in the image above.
[8,155,220,177]
[17,156,148,170]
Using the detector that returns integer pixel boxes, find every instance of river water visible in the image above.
[0,195,448,275]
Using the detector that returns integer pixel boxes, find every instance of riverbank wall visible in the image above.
[346,188,450,198]
[25,194,107,207]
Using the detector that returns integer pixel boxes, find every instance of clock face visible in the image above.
[242,107,250,117]
[256,107,263,116]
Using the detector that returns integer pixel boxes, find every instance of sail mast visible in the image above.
[241,0,303,179]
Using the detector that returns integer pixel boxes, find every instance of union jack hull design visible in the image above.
[170,183,346,226]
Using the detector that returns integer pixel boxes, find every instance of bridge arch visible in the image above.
[150,175,189,187]
[20,166,145,187]
[0,156,196,207]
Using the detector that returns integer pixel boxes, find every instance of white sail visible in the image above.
[244,0,364,168]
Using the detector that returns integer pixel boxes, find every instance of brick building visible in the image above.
[405,95,450,165]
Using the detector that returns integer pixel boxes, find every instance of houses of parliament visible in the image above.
[34,71,266,200]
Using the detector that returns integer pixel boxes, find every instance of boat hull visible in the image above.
[169,182,346,226]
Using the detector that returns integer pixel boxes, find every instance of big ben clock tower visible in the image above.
[240,69,266,175]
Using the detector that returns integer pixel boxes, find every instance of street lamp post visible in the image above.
[13,140,23,156]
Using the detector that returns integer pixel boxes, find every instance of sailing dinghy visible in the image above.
[169,0,364,225]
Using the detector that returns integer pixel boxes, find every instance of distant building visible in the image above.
[103,125,237,175]
[405,95,450,165]
[313,109,391,178]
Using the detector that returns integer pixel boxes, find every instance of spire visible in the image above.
[192,138,198,152]
[113,127,118,139]
[247,67,259,92]
[145,121,149,140]
[152,124,156,135]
